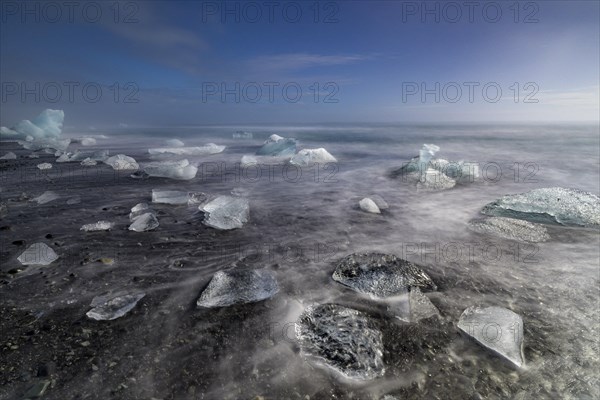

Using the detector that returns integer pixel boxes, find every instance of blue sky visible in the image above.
[1,0,599,129]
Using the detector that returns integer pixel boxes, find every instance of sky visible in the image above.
[1,0,599,129]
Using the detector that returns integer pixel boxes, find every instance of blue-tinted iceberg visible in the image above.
[256,134,297,156]
[0,109,64,140]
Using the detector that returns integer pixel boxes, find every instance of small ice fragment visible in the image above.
[143,159,197,180]
[416,168,456,190]
[408,287,439,321]
[32,191,60,204]
[290,148,337,166]
[468,217,550,243]
[240,155,258,166]
[81,221,115,232]
[233,131,253,139]
[86,293,145,321]
[197,269,279,308]
[458,306,525,368]
[188,192,209,206]
[369,194,389,210]
[151,189,189,205]
[359,198,381,214]
[28,153,40,158]
[0,152,17,160]
[56,152,71,162]
[128,212,159,232]
[81,137,96,146]
[17,243,59,265]
[129,203,151,221]
[256,134,297,156]
[80,157,97,166]
[37,162,52,170]
[66,196,81,205]
[295,304,385,380]
[200,196,249,230]
[165,138,185,147]
[104,154,139,170]
[148,144,225,156]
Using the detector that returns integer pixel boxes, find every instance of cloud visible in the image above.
[247,53,370,72]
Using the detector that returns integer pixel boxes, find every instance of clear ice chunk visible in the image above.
[359,198,381,214]
[196,269,279,308]
[295,304,385,380]
[148,143,225,156]
[200,196,249,230]
[151,189,190,205]
[0,152,17,160]
[32,191,60,204]
[80,158,97,166]
[81,221,115,232]
[408,287,439,322]
[256,134,297,156]
[481,187,600,227]
[128,212,159,232]
[332,252,436,298]
[17,243,59,265]
[86,293,145,321]
[458,306,525,368]
[143,159,197,180]
[289,148,337,166]
[104,154,139,170]
[37,163,52,170]
[129,203,152,221]
[468,217,550,242]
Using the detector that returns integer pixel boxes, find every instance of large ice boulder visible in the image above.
[481,187,600,227]
[295,304,385,380]
[0,109,64,140]
[332,252,436,298]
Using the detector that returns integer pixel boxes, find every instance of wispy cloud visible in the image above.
[248,53,371,72]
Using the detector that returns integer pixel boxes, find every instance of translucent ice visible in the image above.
[128,212,159,232]
[290,148,337,166]
[481,187,600,227]
[18,137,71,152]
[165,138,185,147]
[359,198,381,214]
[148,143,225,156]
[80,137,96,146]
[17,243,59,265]
[407,287,439,322]
[295,304,385,380]
[0,152,17,160]
[80,158,97,166]
[418,144,440,172]
[129,203,153,221]
[458,306,525,368]
[197,269,279,308]
[233,131,253,139]
[200,196,249,230]
[86,293,145,321]
[143,159,197,180]
[256,134,297,156]
[32,191,60,204]
[59,149,109,163]
[240,155,258,167]
[468,217,550,242]
[332,252,436,298]
[188,192,209,206]
[151,189,189,205]
[81,221,115,232]
[416,168,456,191]
[0,109,64,139]
[37,163,52,170]
[104,154,139,170]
